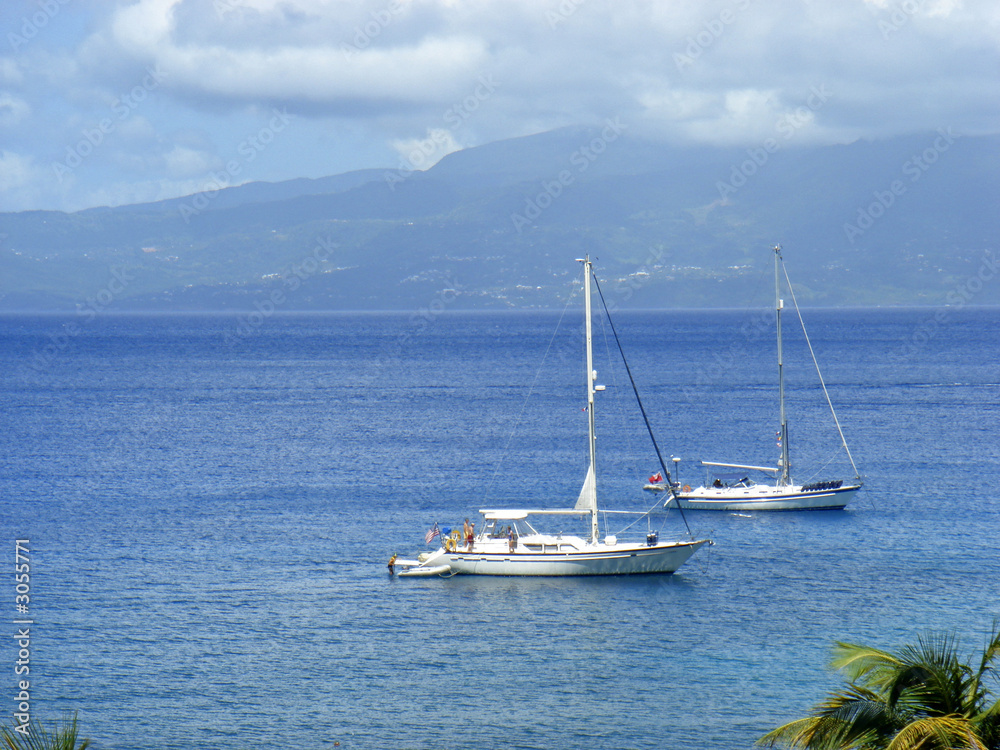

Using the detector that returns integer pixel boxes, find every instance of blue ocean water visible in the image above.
[2,306,999,749]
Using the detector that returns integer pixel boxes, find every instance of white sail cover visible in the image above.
[575,463,597,511]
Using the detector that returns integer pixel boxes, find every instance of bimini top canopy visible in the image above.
[701,461,779,474]
[479,509,592,520]
[711,472,751,481]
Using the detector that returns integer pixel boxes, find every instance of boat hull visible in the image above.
[671,484,860,511]
[409,539,709,577]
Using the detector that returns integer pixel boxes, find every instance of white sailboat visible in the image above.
[651,245,863,512]
[396,258,710,577]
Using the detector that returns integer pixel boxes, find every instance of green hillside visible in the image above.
[1,128,997,311]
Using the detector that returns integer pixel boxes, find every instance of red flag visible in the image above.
[649,472,663,483]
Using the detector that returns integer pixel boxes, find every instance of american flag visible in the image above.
[425,522,440,544]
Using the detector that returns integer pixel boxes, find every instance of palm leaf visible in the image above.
[0,715,90,750]
[971,621,1000,709]
[976,621,1000,680]
[757,685,899,749]
[884,714,987,750]
[887,663,971,716]
[831,642,904,690]
[971,696,1000,750]
[763,628,1000,750]
[842,632,976,716]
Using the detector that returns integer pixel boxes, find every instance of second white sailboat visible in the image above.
[649,245,863,512]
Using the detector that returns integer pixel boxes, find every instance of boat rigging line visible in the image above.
[778,252,862,481]
[590,271,695,538]
[480,288,578,505]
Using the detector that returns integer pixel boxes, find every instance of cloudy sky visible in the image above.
[1,0,997,212]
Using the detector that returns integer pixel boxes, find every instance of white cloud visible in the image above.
[390,127,462,170]
[2,0,998,210]
[80,0,1000,139]
[0,151,49,211]
[116,114,158,141]
[0,93,30,127]
[688,89,785,145]
[0,58,24,85]
[163,144,223,179]
[101,0,489,104]
[0,151,36,191]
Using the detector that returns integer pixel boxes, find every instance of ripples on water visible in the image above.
[2,309,999,749]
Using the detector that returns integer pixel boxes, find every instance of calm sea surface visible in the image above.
[2,307,999,749]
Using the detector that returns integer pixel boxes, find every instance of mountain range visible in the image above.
[1,126,997,312]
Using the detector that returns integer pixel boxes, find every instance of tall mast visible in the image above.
[774,244,790,486]
[582,257,599,542]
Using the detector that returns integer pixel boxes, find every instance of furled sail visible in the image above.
[575,463,597,511]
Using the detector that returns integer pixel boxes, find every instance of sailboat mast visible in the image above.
[582,257,599,542]
[774,244,790,486]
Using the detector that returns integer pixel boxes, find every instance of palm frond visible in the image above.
[884,714,987,750]
[845,632,976,717]
[761,629,1000,750]
[757,686,899,749]
[970,697,1000,750]
[757,716,825,748]
[897,634,964,682]
[982,621,1000,670]
[0,715,90,750]
[887,662,972,716]
[757,714,882,749]
[973,621,1000,695]
[831,641,903,688]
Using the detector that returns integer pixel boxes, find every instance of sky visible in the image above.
[1,0,997,213]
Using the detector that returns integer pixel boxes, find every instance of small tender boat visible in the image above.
[397,564,452,578]
[396,258,710,577]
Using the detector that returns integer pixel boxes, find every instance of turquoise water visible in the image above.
[2,308,999,749]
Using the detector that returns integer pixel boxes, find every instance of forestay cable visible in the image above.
[779,259,861,480]
[480,291,577,505]
[590,273,694,538]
